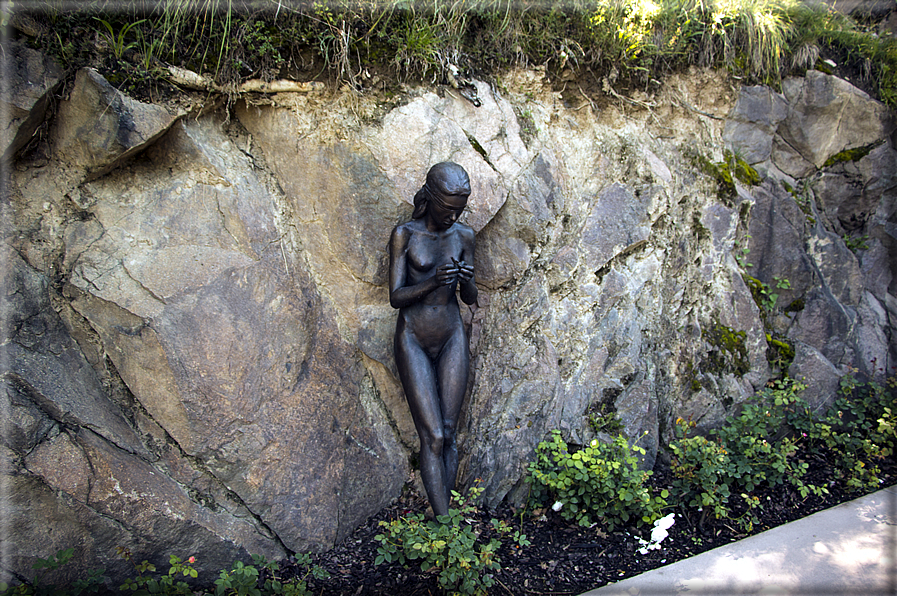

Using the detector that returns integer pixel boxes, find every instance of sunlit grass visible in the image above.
[18,0,897,107]
[712,0,794,79]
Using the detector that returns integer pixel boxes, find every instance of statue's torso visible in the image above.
[396,220,470,353]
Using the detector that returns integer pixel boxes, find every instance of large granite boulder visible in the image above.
[1,247,284,582]
[725,70,897,395]
[52,68,181,181]
[722,85,788,164]
[63,113,408,554]
[776,71,893,171]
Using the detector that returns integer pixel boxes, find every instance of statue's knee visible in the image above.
[422,428,445,455]
[442,424,457,447]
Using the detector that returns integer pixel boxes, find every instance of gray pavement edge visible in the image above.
[581,484,897,596]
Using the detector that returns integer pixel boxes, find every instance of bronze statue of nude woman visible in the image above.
[389,162,477,517]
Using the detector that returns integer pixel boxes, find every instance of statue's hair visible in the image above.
[412,186,430,219]
[412,162,471,219]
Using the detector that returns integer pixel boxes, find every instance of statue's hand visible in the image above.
[456,261,474,283]
[451,257,474,283]
[436,263,459,285]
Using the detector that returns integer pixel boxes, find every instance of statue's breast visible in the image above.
[405,233,438,273]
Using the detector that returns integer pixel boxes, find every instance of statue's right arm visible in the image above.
[389,225,440,309]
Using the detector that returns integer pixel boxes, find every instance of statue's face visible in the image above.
[428,189,468,230]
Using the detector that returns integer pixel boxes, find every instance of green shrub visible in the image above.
[877,401,896,458]
[1,548,327,596]
[374,485,526,596]
[670,418,772,532]
[670,379,828,531]
[0,548,106,596]
[119,551,197,596]
[794,371,897,491]
[713,379,814,493]
[253,554,328,596]
[210,554,326,596]
[669,421,735,526]
[527,431,668,531]
[745,276,791,314]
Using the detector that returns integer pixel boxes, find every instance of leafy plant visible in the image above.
[734,236,753,269]
[670,379,829,531]
[745,275,790,313]
[527,430,668,531]
[95,17,146,60]
[374,485,522,596]
[233,19,286,79]
[589,0,662,67]
[794,370,897,491]
[713,379,819,496]
[211,555,328,596]
[670,419,735,527]
[588,401,624,435]
[765,333,795,373]
[0,548,106,596]
[843,234,870,253]
[250,554,328,596]
[214,561,260,596]
[877,406,896,457]
[116,550,326,596]
[702,323,750,376]
[670,419,769,533]
[781,179,817,224]
[119,550,196,596]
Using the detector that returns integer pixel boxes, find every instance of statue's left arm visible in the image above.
[458,226,478,306]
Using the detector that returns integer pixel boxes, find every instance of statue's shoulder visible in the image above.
[391,220,420,244]
[455,222,475,242]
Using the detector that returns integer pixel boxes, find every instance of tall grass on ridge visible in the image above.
[17,0,897,107]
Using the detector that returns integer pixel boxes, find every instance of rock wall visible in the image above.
[2,41,895,582]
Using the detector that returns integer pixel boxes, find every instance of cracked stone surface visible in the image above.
[2,41,63,160]
[776,71,894,169]
[52,69,182,180]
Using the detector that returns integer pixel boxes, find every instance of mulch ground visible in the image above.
[278,449,897,596]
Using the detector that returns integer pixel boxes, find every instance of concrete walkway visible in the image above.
[583,485,896,596]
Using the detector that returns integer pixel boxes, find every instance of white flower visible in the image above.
[655,513,676,531]
[552,501,564,512]
[650,527,669,544]
[636,513,676,556]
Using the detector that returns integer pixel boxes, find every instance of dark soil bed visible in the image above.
[278,451,897,596]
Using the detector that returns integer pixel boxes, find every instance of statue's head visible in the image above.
[413,162,471,220]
